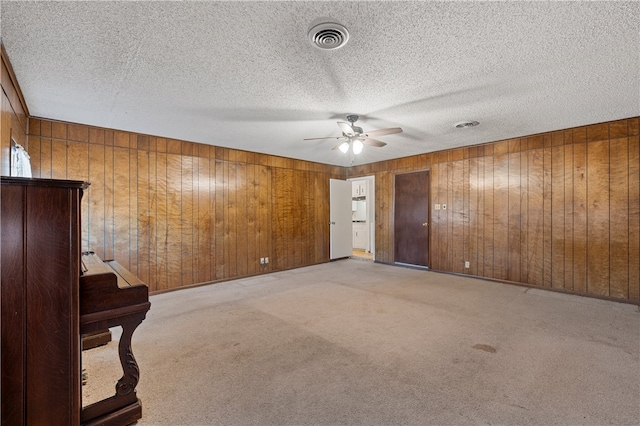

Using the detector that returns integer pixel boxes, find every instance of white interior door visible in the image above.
[330,179,353,259]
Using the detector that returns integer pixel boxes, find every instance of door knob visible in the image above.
[422,222,429,227]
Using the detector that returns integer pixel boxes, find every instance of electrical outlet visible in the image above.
[464,261,470,269]
[265,257,269,264]
[435,204,441,210]
[260,258,265,265]
[442,203,447,210]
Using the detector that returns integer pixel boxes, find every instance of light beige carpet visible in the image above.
[82,259,640,425]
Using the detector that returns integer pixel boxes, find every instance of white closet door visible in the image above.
[329,179,353,259]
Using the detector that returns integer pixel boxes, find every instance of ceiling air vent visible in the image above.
[455,121,480,129]
[308,22,349,50]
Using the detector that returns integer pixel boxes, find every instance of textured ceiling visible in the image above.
[1,1,639,166]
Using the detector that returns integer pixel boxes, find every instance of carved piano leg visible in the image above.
[115,313,144,398]
[81,312,147,426]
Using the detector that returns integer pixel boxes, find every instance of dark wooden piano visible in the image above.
[1,177,150,426]
[80,251,151,426]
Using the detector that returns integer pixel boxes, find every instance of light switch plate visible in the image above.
[442,204,447,210]
[435,204,441,210]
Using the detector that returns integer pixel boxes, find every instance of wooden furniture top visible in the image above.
[1,176,90,189]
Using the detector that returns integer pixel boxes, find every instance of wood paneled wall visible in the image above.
[20,112,640,303]
[27,118,345,293]
[1,45,29,176]
[350,117,640,303]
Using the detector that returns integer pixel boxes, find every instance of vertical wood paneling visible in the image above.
[314,173,328,263]
[272,168,286,270]
[113,147,131,270]
[282,169,294,270]
[551,145,565,288]
[26,115,640,303]
[236,162,249,276]
[542,147,552,287]
[67,141,89,249]
[246,164,258,276]
[155,152,168,292]
[446,162,454,271]
[376,171,390,263]
[303,171,312,265]
[476,158,485,277]
[439,163,449,270]
[386,170,395,264]
[227,162,237,277]
[148,149,158,290]
[104,145,115,260]
[527,150,544,286]
[520,149,529,283]
[258,165,272,272]
[429,165,440,269]
[215,159,225,279]
[462,159,470,272]
[51,140,66,179]
[563,145,574,291]
[586,140,610,296]
[180,156,194,287]
[166,153,182,288]
[293,170,304,266]
[452,161,464,273]
[28,136,42,177]
[88,144,106,259]
[197,156,212,283]
[468,158,479,276]
[314,172,323,262]
[573,143,588,293]
[304,171,315,265]
[137,150,150,286]
[493,154,509,280]
[507,152,521,282]
[629,136,640,302]
[609,138,629,299]
[129,148,138,276]
[483,156,494,278]
[40,138,52,178]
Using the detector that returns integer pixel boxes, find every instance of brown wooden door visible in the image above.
[394,171,430,267]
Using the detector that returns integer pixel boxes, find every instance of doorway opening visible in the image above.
[347,175,375,261]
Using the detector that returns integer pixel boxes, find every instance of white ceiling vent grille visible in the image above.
[455,121,480,129]
[308,22,349,50]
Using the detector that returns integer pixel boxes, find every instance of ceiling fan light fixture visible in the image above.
[353,139,364,155]
[308,22,349,50]
[338,142,350,153]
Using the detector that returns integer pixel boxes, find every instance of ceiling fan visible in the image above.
[304,115,403,155]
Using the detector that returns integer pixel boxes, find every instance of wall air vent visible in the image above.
[308,22,349,50]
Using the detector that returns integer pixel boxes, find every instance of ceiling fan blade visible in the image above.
[362,138,387,148]
[363,127,403,137]
[304,136,344,141]
[337,121,355,137]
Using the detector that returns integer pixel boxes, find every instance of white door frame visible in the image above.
[348,175,375,260]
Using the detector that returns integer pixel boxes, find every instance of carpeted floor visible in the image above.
[82,259,640,425]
